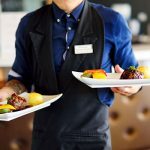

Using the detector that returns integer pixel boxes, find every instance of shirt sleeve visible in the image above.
[112,13,138,69]
[97,12,139,107]
[8,14,33,91]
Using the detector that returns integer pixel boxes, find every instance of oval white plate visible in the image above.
[0,92,62,121]
[72,71,150,88]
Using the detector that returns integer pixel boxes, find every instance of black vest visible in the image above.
[25,1,111,149]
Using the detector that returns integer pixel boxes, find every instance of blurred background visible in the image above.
[0,0,150,150]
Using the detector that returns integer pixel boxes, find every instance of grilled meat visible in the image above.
[7,93,27,110]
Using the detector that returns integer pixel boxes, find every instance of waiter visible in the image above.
[0,0,141,149]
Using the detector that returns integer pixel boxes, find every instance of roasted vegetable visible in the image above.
[92,72,107,79]
[81,69,107,79]
[81,72,93,78]
[0,104,16,114]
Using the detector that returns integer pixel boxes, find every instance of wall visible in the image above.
[89,0,150,34]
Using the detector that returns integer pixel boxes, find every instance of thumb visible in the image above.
[115,64,124,73]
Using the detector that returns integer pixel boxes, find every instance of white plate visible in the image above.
[0,92,62,121]
[72,71,150,88]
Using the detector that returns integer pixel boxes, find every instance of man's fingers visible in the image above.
[111,87,120,93]
[111,87,132,96]
[114,64,124,73]
[0,96,3,102]
[111,86,141,96]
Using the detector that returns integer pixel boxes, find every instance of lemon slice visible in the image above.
[0,104,16,110]
[92,72,107,79]
[137,66,150,79]
[28,92,44,106]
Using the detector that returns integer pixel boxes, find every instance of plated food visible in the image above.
[0,104,15,113]
[7,93,27,110]
[81,69,107,79]
[81,66,150,80]
[72,70,150,88]
[0,93,62,121]
[120,66,144,79]
[0,92,44,114]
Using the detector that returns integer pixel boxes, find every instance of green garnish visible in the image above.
[81,72,93,78]
[0,109,11,114]
[129,66,137,70]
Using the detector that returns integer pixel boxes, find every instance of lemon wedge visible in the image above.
[28,92,44,106]
[0,104,16,110]
[92,72,107,79]
[137,66,150,79]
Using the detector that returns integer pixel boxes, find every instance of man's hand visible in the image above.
[0,87,14,102]
[0,80,27,102]
[111,65,142,96]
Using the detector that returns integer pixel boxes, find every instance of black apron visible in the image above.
[25,1,112,149]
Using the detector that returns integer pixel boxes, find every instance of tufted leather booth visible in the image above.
[109,87,150,150]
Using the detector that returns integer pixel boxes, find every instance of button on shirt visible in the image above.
[8,2,138,106]
[52,2,84,73]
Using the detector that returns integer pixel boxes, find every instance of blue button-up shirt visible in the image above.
[52,2,84,73]
[8,1,138,106]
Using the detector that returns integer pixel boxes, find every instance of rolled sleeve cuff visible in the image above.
[8,69,32,92]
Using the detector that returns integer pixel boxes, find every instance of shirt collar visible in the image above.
[52,3,65,21]
[71,1,84,21]
[52,1,85,21]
